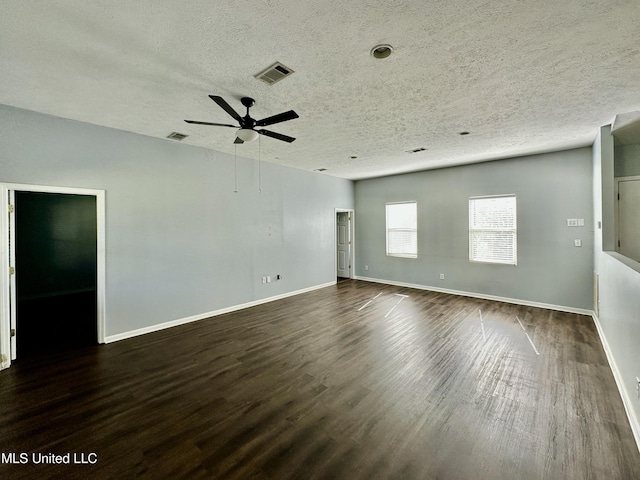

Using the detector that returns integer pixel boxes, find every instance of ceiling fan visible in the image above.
[185,95,298,144]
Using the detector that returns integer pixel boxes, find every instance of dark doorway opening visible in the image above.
[14,192,98,358]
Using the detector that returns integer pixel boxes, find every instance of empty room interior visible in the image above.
[1,1,640,479]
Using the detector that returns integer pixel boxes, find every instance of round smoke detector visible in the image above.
[370,44,394,59]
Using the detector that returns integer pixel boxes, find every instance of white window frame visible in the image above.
[469,194,517,265]
[386,201,417,258]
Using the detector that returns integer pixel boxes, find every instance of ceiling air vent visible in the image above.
[255,62,294,85]
[406,147,427,153]
[167,132,188,141]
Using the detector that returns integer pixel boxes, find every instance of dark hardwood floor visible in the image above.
[1,280,639,479]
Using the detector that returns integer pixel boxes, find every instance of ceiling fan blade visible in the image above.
[209,95,243,123]
[258,129,296,143]
[184,120,237,127]
[255,110,299,127]
[234,137,244,144]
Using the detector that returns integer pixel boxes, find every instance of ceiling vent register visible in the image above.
[167,132,188,141]
[255,62,294,85]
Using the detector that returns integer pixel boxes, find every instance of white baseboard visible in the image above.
[354,276,593,316]
[591,313,640,454]
[104,281,336,344]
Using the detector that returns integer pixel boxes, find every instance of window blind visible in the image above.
[386,202,417,257]
[469,195,516,265]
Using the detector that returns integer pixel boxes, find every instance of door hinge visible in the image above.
[9,267,15,275]
[10,329,16,337]
[8,205,14,213]
[618,193,620,201]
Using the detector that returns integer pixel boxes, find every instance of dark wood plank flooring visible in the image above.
[1,280,639,479]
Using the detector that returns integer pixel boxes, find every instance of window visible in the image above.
[469,195,517,265]
[386,202,417,257]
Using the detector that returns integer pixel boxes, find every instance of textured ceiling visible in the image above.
[1,1,639,180]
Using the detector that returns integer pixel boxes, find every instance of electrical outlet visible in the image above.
[574,239,582,247]
[276,274,282,280]
[440,273,445,280]
[262,277,267,284]
[364,265,369,271]
[267,275,271,283]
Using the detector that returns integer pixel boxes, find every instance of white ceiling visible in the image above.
[1,1,639,180]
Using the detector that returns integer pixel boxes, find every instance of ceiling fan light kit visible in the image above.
[185,95,298,144]
[236,128,259,142]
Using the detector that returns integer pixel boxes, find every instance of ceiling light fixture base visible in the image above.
[241,97,256,108]
[370,44,394,59]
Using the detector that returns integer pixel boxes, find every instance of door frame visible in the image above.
[0,183,106,369]
[614,175,640,259]
[335,208,355,279]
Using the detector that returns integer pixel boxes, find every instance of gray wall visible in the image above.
[615,143,640,177]
[0,104,354,337]
[355,148,594,310]
[593,125,640,439]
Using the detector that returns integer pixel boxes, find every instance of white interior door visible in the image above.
[618,179,640,261]
[336,212,351,278]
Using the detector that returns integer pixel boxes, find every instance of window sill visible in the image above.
[469,259,517,266]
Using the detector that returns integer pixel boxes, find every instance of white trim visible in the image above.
[0,182,106,370]
[614,175,640,260]
[591,312,640,454]
[8,190,16,360]
[469,193,517,200]
[95,191,106,344]
[353,275,593,316]
[0,182,106,197]
[0,187,10,369]
[614,175,640,182]
[105,281,336,344]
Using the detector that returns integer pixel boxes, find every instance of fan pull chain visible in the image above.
[258,134,262,193]
[234,144,238,193]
